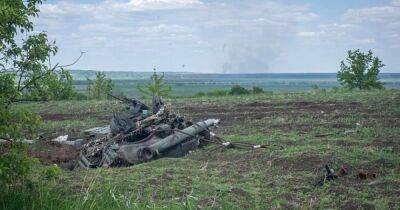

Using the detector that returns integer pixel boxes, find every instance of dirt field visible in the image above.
[32,100,365,168]
[12,90,400,209]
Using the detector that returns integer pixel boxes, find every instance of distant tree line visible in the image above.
[195,85,269,97]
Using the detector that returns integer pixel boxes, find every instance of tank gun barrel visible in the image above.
[139,119,220,161]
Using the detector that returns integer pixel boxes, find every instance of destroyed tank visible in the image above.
[78,94,219,168]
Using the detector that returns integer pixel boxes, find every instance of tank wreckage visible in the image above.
[76,94,264,168]
[77,94,218,168]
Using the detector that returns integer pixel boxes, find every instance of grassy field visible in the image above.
[4,89,400,209]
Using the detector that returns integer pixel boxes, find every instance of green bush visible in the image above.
[87,72,114,100]
[0,162,64,210]
[0,0,61,194]
[138,69,172,98]
[194,86,270,97]
[0,144,38,187]
[0,73,18,102]
[252,86,264,94]
[311,84,319,90]
[25,69,78,101]
[72,92,88,100]
[42,164,61,180]
[332,86,339,92]
[0,101,42,140]
[264,90,273,95]
[337,49,384,90]
[207,89,228,97]
[195,92,206,97]
[229,85,250,95]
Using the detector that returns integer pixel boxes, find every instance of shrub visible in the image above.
[229,85,250,95]
[87,72,114,100]
[0,144,38,187]
[252,86,264,94]
[25,69,77,101]
[138,69,172,98]
[332,86,339,92]
[195,92,206,97]
[42,164,61,180]
[337,49,384,90]
[0,0,74,197]
[207,89,228,97]
[73,92,88,100]
[264,90,274,95]
[0,101,42,140]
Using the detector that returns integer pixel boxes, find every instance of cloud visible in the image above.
[340,2,400,52]
[137,24,189,34]
[39,0,202,18]
[127,0,202,10]
[355,38,376,44]
[297,31,317,38]
[33,0,400,73]
[35,0,324,72]
[392,0,400,6]
[343,5,400,23]
[297,24,356,40]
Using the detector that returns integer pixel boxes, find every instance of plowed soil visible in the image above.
[27,100,369,169]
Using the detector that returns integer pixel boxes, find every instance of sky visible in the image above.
[33,0,400,73]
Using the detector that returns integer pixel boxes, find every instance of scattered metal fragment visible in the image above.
[357,172,377,179]
[84,126,110,139]
[314,129,358,138]
[0,139,34,144]
[315,164,348,186]
[52,135,68,143]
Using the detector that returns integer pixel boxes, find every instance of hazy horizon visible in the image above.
[70,69,400,74]
[35,0,400,73]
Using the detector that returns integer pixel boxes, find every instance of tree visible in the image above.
[86,72,114,99]
[1,1,82,103]
[138,69,172,98]
[0,0,80,187]
[337,49,384,90]
[26,69,76,100]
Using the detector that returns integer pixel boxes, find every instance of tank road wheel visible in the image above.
[137,148,156,162]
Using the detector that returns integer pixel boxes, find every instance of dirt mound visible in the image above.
[28,140,80,170]
[41,113,111,121]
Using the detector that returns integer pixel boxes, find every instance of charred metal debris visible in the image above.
[76,94,265,168]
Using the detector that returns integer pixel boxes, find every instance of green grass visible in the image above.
[2,89,400,209]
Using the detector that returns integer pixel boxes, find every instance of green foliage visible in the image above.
[0,0,42,47]
[87,72,114,99]
[195,92,206,97]
[0,0,66,193]
[337,49,385,90]
[138,69,172,98]
[0,72,18,100]
[311,84,319,90]
[0,144,38,187]
[207,89,228,97]
[194,85,270,97]
[1,0,79,103]
[26,69,77,100]
[252,86,264,94]
[0,101,41,140]
[42,164,61,180]
[229,85,250,95]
